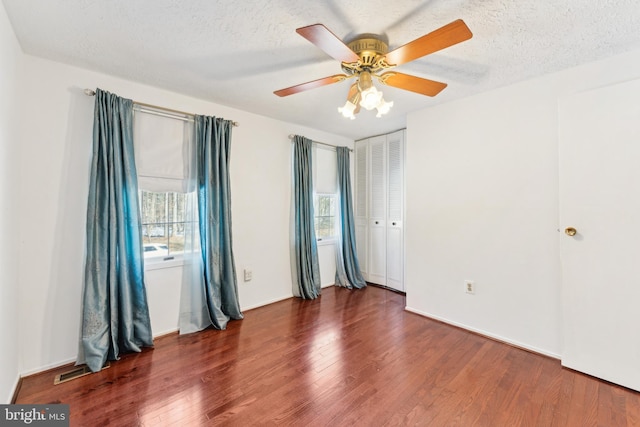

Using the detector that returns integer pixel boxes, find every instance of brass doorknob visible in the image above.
[565,227,577,236]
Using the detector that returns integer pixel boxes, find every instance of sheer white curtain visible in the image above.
[133,109,206,333]
[180,115,243,332]
[178,190,207,334]
[133,109,241,334]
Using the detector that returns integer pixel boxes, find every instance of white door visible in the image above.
[559,78,640,391]
[386,131,404,291]
[354,140,368,279]
[368,135,387,285]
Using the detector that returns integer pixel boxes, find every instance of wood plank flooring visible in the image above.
[15,285,640,426]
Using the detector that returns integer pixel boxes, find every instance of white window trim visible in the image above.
[316,237,337,246]
[139,190,191,271]
[144,254,185,271]
[314,192,338,245]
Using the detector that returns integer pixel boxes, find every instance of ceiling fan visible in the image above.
[274,20,473,119]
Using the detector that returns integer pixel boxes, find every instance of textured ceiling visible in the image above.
[4,0,640,140]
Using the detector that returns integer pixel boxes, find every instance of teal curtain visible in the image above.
[335,147,366,289]
[79,88,153,372]
[293,135,321,299]
[191,115,243,329]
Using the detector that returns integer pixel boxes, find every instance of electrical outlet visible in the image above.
[244,268,253,282]
[465,280,475,294]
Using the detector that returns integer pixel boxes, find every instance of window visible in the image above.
[314,193,337,242]
[139,191,188,259]
[133,109,195,268]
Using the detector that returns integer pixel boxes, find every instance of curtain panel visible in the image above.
[292,135,321,299]
[335,146,366,289]
[79,88,153,372]
[179,115,243,333]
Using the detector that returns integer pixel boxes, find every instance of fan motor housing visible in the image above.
[342,37,390,74]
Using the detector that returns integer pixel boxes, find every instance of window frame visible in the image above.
[139,190,192,270]
[313,192,338,246]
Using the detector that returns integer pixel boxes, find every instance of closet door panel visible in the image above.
[354,131,405,290]
[386,131,403,222]
[367,136,387,285]
[369,136,386,220]
[368,220,386,284]
[386,223,403,290]
[354,140,369,277]
[385,131,404,291]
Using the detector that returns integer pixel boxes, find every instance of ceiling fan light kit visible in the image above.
[375,99,394,118]
[338,99,358,120]
[358,71,383,110]
[338,82,360,120]
[274,20,473,120]
[359,86,383,111]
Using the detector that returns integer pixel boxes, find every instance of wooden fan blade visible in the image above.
[274,75,348,97]
[379,72,447,97]
[296,24,360,63]
[384,19,472,66]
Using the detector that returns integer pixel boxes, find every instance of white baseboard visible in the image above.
[18,328,180,383]
[14,288,334,392]
[241,294,294,312]
[404,306,561,360]
[7,373,20,404]
[241,284,337,312]
[153,328,179,338]
[19,357,77,378]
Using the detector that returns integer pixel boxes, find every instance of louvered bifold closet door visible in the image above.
[354,140,369,279]
[367,135,387,285]
[386,131,404,291]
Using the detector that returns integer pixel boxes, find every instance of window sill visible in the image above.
[144,256,185,271]
[316,238,337,247]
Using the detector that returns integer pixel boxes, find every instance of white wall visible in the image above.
[406,49,640,357]
[16,55,352,374]
[0,2,23,403]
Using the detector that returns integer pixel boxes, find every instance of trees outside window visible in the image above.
[139,191,188,257]
[314,193,336,242]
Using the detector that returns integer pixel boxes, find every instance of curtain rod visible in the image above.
[83,89,239,127]
[288,134,353,152]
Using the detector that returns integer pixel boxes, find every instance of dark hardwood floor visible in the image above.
[15,286,640,426]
